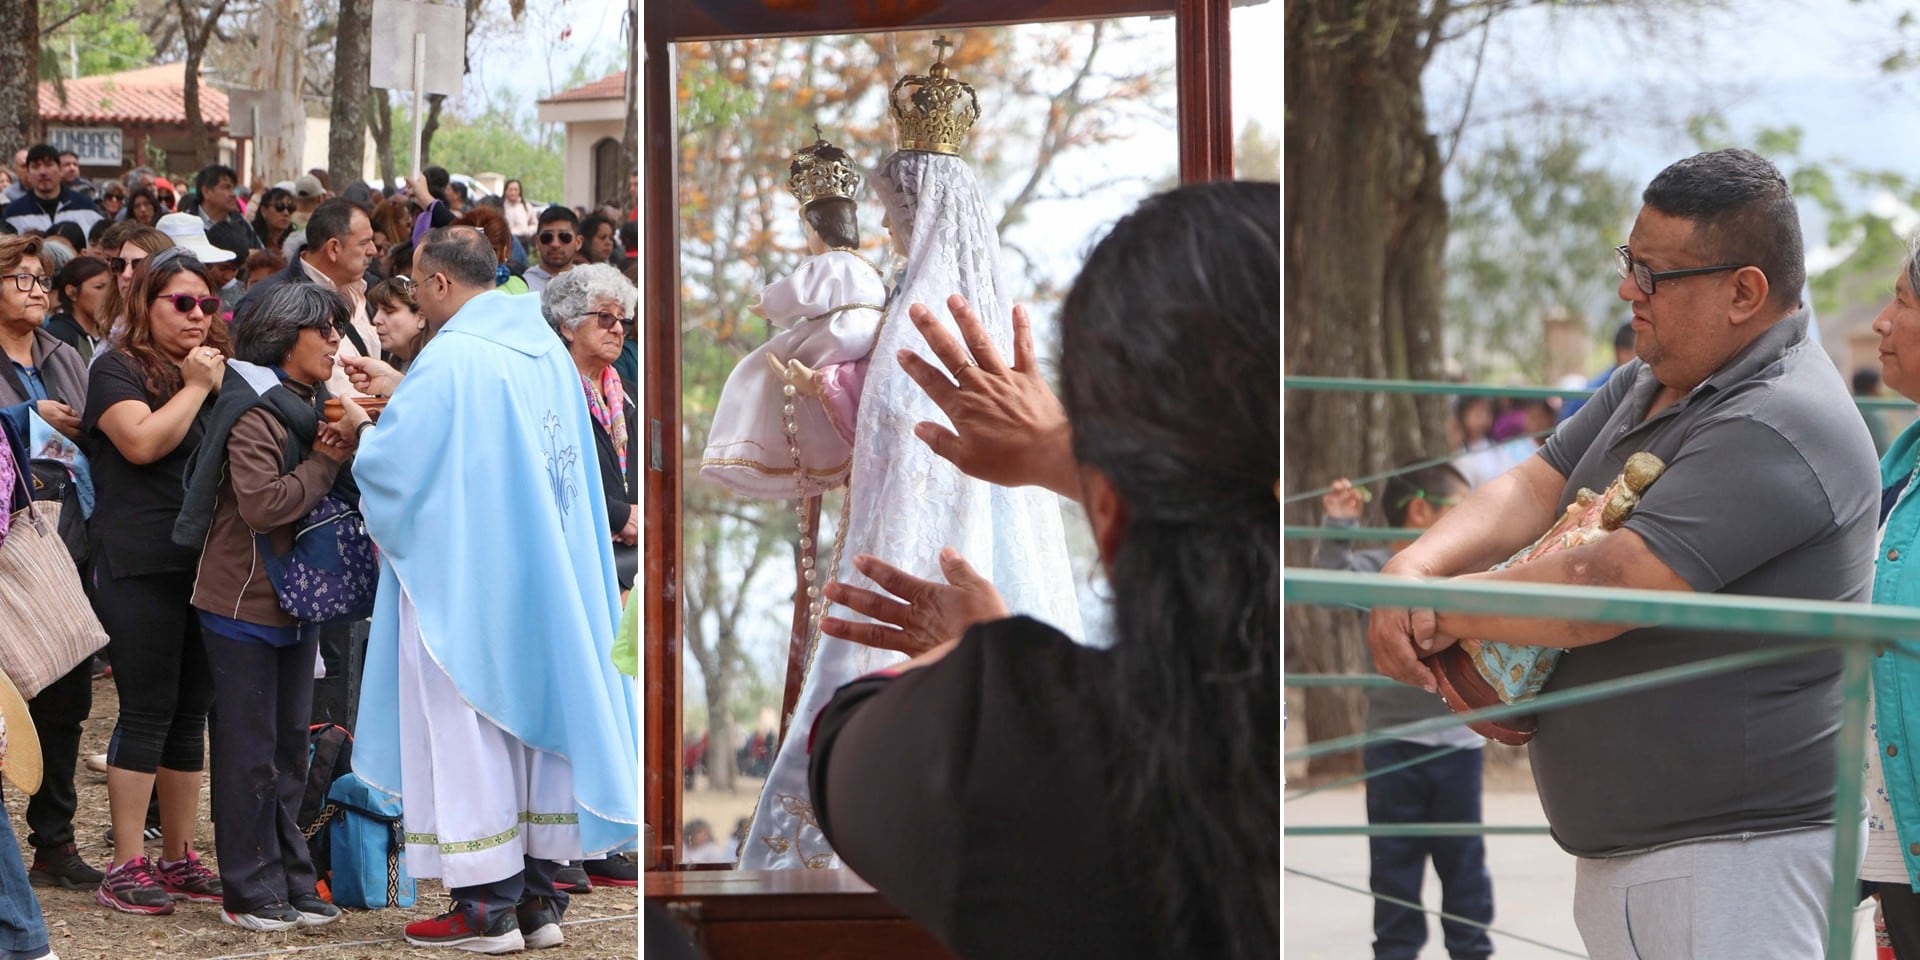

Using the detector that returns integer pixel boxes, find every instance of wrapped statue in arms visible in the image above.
[699,133,889,500]
[1425,451,1668,745]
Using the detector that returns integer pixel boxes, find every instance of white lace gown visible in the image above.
[700,250,889,499]
[738,151,1084,870]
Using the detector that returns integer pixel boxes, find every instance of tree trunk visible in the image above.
[250,0,305,183]
[369,89,394,187]
[621,0,637,212]
[1284,0,1451,779]
[177,0,227,173]
[701,667,737,794]
[0,1,40,161]
[328,0,371,190]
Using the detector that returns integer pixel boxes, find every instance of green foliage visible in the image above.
[1444,127,1637,379]
[389,105,564,203]
[40,0,154,79]
[1688,113,1920,323]
[1237,118,1279,180]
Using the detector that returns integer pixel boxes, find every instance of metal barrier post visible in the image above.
[1827,642,1873,959]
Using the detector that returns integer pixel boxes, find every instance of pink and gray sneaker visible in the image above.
[94,857,174,915]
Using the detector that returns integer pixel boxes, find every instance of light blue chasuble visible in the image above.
[352,289,639,858]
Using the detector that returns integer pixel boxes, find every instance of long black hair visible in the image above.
[1058,180,1279,957]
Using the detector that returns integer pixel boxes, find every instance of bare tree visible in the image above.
[0,1,39,162]
[249,0,304,183]
[176,0,233,172]
[327,0,370,188]
[1286,0,1453,778]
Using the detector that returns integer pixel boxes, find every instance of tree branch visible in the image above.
[998,20,1106,236]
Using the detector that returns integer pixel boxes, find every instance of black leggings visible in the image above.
[93,570,213,774]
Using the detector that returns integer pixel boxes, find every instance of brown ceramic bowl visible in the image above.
[323,396,388,424]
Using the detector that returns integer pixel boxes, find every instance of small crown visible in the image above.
[786,129,861,208]
[888,36,980,157]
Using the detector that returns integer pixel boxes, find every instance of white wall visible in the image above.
[563,118,626,210]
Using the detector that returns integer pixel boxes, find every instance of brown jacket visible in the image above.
[189,404,342,626]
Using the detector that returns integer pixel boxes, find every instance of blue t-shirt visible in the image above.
[10,362,47,403]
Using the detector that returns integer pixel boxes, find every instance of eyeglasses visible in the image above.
[155,293,221,315]
[1392,490,1460,510]
[110,256,146,274]
[0,274,51,293]
[539,231,575,245]
[582,310,628,330]
[272,203,295,214]
[1613,245,1747,297]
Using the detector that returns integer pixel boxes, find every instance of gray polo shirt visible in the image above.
[1532,312,1877,858]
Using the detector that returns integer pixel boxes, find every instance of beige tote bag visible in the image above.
[0,501,109,697]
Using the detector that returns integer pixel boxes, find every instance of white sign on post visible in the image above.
[46,127,122,167]
[370,0,465,178]
[369,0,464,96]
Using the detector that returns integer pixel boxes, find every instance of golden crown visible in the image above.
[786,130,861,208]
[888,37,980,157]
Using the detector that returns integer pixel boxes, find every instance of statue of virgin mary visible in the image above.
[739,38,1084,870]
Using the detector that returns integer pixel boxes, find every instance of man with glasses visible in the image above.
[1319,465,1492,960]
[1367,148,1879,956]
[3,144,103,236]
[524,207,581,293]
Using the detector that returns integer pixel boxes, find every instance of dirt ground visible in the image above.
[4,676,639,960]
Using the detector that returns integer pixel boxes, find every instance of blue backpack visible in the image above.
[256,495,377,624]
[322,772,417,909]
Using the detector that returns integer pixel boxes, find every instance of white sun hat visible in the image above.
[155,213,236,264]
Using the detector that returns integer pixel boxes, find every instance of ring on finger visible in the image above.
[960,358,979,369]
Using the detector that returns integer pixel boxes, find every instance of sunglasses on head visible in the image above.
[155,293,221,316]
[539,231,575,245]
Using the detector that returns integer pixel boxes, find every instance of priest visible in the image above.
[339,226,639,954]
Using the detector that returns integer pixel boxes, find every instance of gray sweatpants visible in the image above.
[1572,826,1851,959]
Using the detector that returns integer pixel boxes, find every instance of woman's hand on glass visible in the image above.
[821,548,1009,657]
[898,295,1077,500]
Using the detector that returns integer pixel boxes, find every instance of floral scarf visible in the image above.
[583,366,628,478]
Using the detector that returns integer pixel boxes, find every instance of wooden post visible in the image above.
[1175,0,1233,182]
[641,0,684,872]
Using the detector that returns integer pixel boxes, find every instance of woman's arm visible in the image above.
[227,409,342,532]
[94,387,211,465]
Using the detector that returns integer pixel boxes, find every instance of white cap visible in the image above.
[154,213,236,264]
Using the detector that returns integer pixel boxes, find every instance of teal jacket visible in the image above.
[1873,417,1920,890]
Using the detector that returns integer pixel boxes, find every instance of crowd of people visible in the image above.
[0,140,640,957]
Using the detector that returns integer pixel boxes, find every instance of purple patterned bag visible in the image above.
[256,496,378,624]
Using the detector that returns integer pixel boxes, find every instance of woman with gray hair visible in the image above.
[539,262,639,891]
[540,263,637,566]
[177,282,358,932]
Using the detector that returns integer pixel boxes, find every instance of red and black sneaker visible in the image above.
[155,850,223,904]
[405,905,525,954]
[94,857,174,915]
[583,853,638,888]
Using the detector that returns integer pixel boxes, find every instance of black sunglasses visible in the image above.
[155,293,221,316]
[1613,245,1747,297]
[109,256,146,274]
[272,203,295,214]
[539,231,575,245]
[0,274,50,293]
